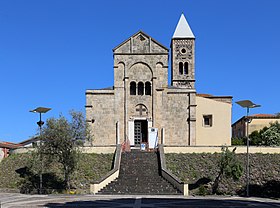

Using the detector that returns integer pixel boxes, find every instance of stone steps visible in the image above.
[97,150,181,195]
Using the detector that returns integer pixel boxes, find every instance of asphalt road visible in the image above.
[0,193,279,208]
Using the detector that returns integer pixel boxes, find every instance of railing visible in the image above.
[158,144,188,196]
[90,144,122,194]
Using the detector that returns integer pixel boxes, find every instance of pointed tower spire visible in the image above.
[171,13,196,89]
[173,13,195,38]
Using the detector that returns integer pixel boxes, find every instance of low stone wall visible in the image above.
[0,149,4,162]
[11,146,116,154]
[80,146,116,154]
[164,146,280,154]
[10,147,34,154]
[159,145,188,196]
[11,145,280,155]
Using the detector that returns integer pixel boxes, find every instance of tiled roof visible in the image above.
[196,94,213,97]
[232,114,280,126]
[0,142,22,149]
[18,136,39,145]
[197,93,232,99]
[249,114,279,118]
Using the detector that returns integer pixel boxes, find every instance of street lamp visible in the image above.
[236,100,261,197]
[30,107,51,194]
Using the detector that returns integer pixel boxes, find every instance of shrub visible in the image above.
[232,137,246,145]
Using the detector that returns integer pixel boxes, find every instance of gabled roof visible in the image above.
[173,13,195,39]
[232,114,280,126]
[18,136,39,145]
[113,30,168,53]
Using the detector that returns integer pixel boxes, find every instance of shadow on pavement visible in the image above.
[45,197,280,208]
[237,180,280,199]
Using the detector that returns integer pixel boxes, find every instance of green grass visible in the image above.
[73,153,114,190]
[2,152,279,197]
[0,153,34,189]
[0,153,114,193]
[165,153,280,197]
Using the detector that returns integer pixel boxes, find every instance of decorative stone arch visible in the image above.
[156,62,164,67]
[129,62,153,78]
[114,62,125,88]
[116,62,125,73]
[135,104,148,117]
[117,61,125,66]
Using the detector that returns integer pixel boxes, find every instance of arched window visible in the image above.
[179,62,183,75]
[130,82,136,95]
[184,62,189,74]
[138,82,144,95]
[145,82,151,95]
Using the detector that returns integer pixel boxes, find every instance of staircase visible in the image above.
[98,150,181,195]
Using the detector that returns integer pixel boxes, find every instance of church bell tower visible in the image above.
[171,14,195,89]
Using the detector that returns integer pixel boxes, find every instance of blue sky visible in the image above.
[0,0,279,143]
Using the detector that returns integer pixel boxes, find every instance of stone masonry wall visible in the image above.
[86,91,116,146]
[114,33,169,142]
[163,91,190,145]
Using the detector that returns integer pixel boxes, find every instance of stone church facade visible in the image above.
[86,14,232,147]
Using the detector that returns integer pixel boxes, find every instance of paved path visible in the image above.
[0,193,279,207]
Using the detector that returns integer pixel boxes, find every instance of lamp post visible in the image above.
[236,100,260,197]
[30,107,51,194]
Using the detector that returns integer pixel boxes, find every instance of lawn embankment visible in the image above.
[166,153,280,198]
[0,153,114,193]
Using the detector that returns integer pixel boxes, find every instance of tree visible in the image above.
[249,122,280,147]
[249,126,268,146]
[249,130,262,145]
[38,111,91,190]
[212,147,243,194]
[262,122,280,146]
